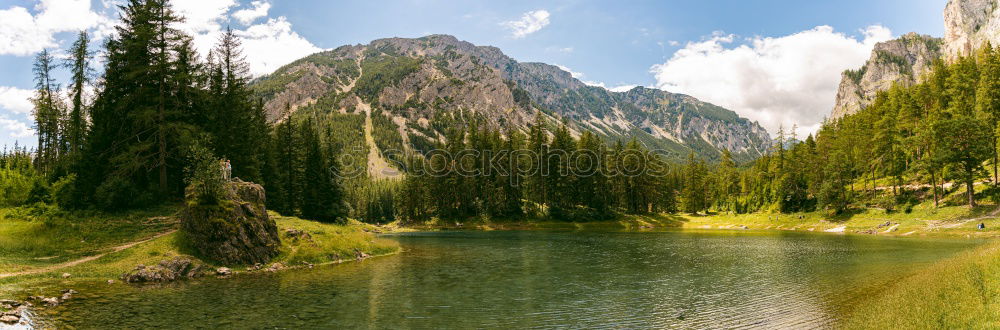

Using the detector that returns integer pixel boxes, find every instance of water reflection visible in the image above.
[38,230,979,328]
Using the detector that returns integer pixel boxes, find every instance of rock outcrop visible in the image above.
[831,33,943,118]
[181,180,280,265]
[944,0,1000,61]
[833,0,1000,119]
[121,257,208,283]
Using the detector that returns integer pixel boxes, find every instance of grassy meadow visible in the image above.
[0,205,398,297]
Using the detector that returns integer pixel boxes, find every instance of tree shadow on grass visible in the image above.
[824,208,866,223]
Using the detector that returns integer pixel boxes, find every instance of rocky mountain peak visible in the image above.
[252,34,771,162]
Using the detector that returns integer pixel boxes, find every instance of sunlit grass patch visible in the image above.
[0,205,178,273]
[844,241,1000,329]
[271,212,399,266]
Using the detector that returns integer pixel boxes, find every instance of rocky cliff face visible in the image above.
[181,180,280,265]
[944,0,1000,61]
[832,0,1000,119]
[831,33,943,119]
[253,35,771,161]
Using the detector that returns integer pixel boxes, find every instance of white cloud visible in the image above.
[608,85,638,92]
[555,64,584,79]
[232,1,270,26]
[0,115,34,139]
[172,0,237,33]
[502,10,550,39]
[556,64,639,93]
[667,40,679,46]
[546,46,573,53]
[0,87,34,115]
[167,0,321,76]
[237,17,322,76]
[650,25,892,138]
[0,0,111,56]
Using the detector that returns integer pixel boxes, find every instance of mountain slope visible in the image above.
[252,34,771,162]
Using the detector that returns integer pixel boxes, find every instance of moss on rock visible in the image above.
[181,180,280,265]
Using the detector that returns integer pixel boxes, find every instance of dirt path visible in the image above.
[359,99,402,180]
[339,56,363,94]
[0,230,177,279]
[927,206,1000,230]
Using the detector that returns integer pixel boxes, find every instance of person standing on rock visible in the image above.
[220,159,228,181]
[225,159,232,181]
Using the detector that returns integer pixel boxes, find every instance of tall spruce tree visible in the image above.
[207,28,267,182]
[299,118,348,222]
[83,0,191,208]
[976,42,1000,184]
[64,31,92,157]
[31,49,61,173]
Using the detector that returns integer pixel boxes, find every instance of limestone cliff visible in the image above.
[833,0,1000,119]
[944,0,1000,61]
[831,33,942,119]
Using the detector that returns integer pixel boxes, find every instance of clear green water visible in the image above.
[37,230,981,328]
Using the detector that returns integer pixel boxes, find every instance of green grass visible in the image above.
[0,204,178,273]
[271,212,399,266]
[678,203,1000,237]
[0,206,399,297]
[843,241,1000,329]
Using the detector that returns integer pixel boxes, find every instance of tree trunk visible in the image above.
[994,136,998,185]
[157,6,168,193]
[967,176,976,208]
[932,171,939,209]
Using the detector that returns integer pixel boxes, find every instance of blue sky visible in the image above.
[0,0,947,148]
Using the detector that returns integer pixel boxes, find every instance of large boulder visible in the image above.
[181,180,281,265]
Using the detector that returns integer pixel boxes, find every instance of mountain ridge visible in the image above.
[252,34,772,162]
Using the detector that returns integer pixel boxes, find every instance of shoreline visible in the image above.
[384,206,1000,239]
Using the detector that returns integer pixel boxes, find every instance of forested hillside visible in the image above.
[712,44,1000,215]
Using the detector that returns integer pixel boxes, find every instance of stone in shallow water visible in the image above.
[215,267,233,276]
[121,257,207,283]
[42,297,59,307]
[0,314,18,323]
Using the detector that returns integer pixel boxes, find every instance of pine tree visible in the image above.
[576,131,609,215]
[933,116,992,207]
[64,31,92,157]
[526,113,548,205]
[207,28,267,182]
[714,149,738,212]
[270,117,301,215]
[547,124,575,217]
[83,0,192,209]
[681,153,708,214]
[975,42,1000,184]
[299,119,347,222]
[31,49,62,173]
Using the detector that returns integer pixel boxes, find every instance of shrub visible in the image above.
[50,174,77,209]
[24,180,50,204]
[95,176,139,210]
[184,142,225,205]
